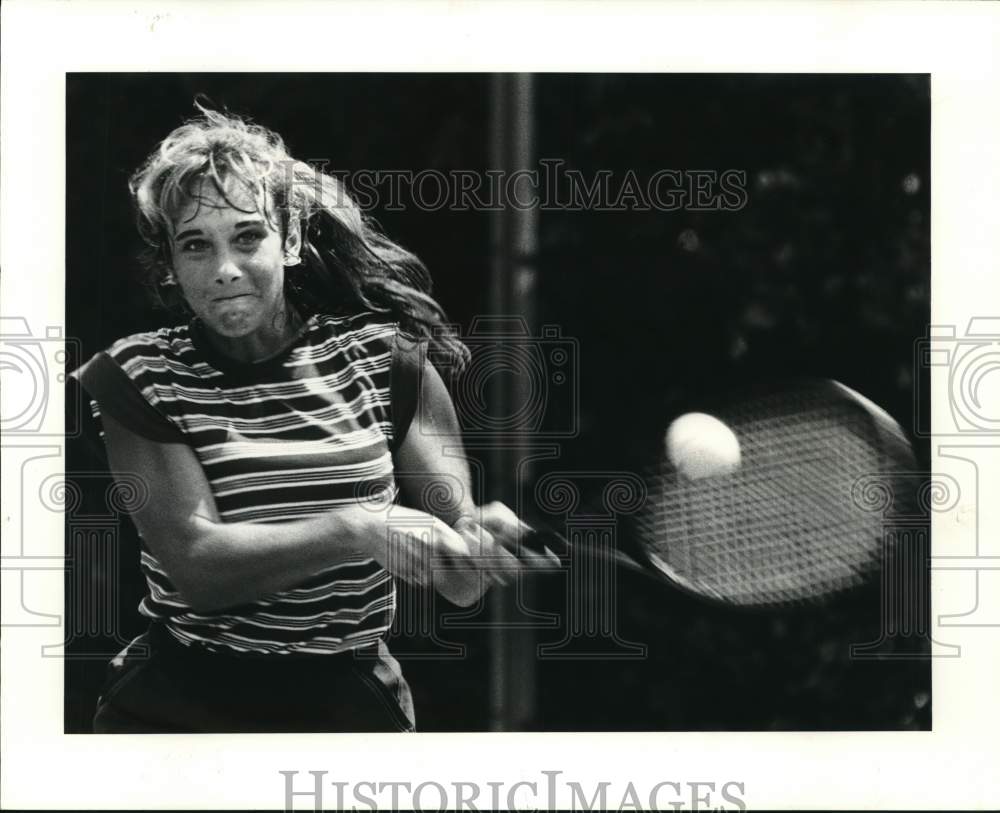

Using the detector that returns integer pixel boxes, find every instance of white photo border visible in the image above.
[2,1,999,809]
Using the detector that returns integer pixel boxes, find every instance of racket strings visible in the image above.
[637,386,910,606]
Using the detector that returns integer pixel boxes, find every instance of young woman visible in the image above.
[74,105,546,733]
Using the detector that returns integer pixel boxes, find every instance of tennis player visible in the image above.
[73,105,541,733]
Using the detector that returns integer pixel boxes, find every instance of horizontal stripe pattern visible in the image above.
[101,312,402,656]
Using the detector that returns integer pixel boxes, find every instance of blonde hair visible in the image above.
[130,103,469,369]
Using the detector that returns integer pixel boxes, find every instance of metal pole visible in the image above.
[488,73,538,731]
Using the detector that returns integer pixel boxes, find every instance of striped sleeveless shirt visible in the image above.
[77,311,410,656]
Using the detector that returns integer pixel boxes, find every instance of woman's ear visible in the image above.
[283,218,303,266]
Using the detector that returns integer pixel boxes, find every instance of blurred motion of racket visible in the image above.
[520,379,918,608]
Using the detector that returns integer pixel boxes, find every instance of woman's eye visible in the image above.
[235,231,265,247]
[180,239,209,253]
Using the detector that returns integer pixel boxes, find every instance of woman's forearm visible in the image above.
[165,502,490,613]
[167,505,381,612]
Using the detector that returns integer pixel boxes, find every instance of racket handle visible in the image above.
[520,527,652,579]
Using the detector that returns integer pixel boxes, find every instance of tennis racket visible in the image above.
[520,379,917,608]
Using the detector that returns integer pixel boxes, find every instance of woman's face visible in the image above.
[168,179,296,340]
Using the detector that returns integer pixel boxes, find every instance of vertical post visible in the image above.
[488,73,538,731]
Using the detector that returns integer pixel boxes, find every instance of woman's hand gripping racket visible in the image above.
[519,379,917,608]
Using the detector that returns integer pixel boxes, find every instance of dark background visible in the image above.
[65,73,931,732]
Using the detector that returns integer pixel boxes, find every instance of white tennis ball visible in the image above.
[666,412,741,479]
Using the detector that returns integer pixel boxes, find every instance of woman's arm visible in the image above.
[99,409,477,612]
[393,357,552,605]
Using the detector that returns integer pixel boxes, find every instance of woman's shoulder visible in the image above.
[104,322,195,365]
[99,323,208,387]
[71,323,196,442]
[312,310,403,345]
[314,309,396,330]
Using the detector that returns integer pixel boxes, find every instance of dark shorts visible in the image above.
[92,624,415,733]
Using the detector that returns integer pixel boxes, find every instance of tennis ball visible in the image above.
[665,412,741,479]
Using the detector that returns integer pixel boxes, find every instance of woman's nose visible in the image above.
[214,255,244,284]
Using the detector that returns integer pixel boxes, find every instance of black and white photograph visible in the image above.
[2,3,999,811]
[62,72,932,738]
